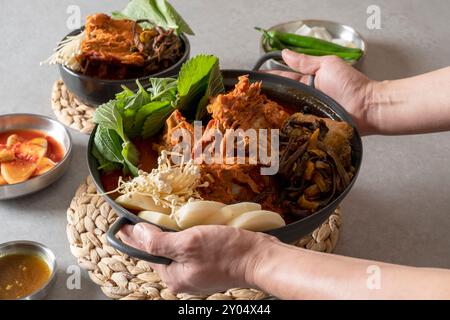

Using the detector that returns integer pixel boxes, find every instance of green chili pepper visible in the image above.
[276,30,362,54]
[255,27,286,50]
[255,27,363,55]
[285,46,362,61]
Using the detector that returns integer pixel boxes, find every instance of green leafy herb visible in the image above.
[142,103,176,138]
[196,58,224,119]
[177,54,224,119]
[153,0,194,35]
[94,127,125,164]
[92,54,225,177]
[120,82,153,138]
[115,86,135,107]
[91,144,119,172]
[124,81,153,111]
[112,0,194,35]
[121,141,140,176]
[148,77,178,102]
[94,126,140,176]
[93,101,126,142]
[134,100,171,134]
[93,99,141,176]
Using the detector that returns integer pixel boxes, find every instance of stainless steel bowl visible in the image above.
[0,240,57,300]
[260,19,367,70]
[0,114,72,200]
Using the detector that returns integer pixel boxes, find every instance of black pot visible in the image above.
[88,55,363,264]
[59,28,190,106]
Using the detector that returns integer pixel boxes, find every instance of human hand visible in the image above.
[270,49,379,135]
[118,223,279,294]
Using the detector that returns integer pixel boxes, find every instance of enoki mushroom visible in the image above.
[107,151,208,213]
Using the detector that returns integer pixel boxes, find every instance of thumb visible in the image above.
[282,49,323,75]
[131,223,178,259]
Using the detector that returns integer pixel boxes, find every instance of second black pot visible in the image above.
[59,28,191,106]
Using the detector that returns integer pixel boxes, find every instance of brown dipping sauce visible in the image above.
[0,254,52,300]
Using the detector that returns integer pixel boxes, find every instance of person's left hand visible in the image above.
[118,223,278,294]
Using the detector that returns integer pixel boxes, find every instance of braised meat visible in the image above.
[207,75,290,130]
[80,14,145,66]
[155,80,355,222]
[77,14,183,79]
[154,110,194,153]
[199,163,266,204]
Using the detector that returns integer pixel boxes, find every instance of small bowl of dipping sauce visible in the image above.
[0,241,56,300]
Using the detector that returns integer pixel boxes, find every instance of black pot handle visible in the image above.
[252,50,283,71]
[252,50,316,88]
[107,217,172,265]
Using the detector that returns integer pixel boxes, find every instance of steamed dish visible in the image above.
[42,0,192,80]
[0,130,64,185]
[76,14,183,79]
[92,55,355,232]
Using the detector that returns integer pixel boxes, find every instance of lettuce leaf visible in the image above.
[112,0,194,35]
[154,0,194,35]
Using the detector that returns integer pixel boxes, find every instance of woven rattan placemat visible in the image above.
[51,80,95,134]
[66,176,342,300]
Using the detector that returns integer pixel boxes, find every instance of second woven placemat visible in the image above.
[51,80,95,134]
[67,176,342,300]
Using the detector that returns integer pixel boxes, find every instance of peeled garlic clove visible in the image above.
[219,202,262,222]
[1,159,38,184]
[116,193,170,214]
[34,157,56,176]
[138,211,180,230]
[175,201,225,229]
[227,210,286,232]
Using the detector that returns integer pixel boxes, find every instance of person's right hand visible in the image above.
[270,49,379,135]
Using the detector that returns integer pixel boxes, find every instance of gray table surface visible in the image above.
[1,0,449,300]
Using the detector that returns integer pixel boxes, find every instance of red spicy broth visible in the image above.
[0,129,64,163]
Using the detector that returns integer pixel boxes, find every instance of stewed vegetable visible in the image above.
[277,113,355,218]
